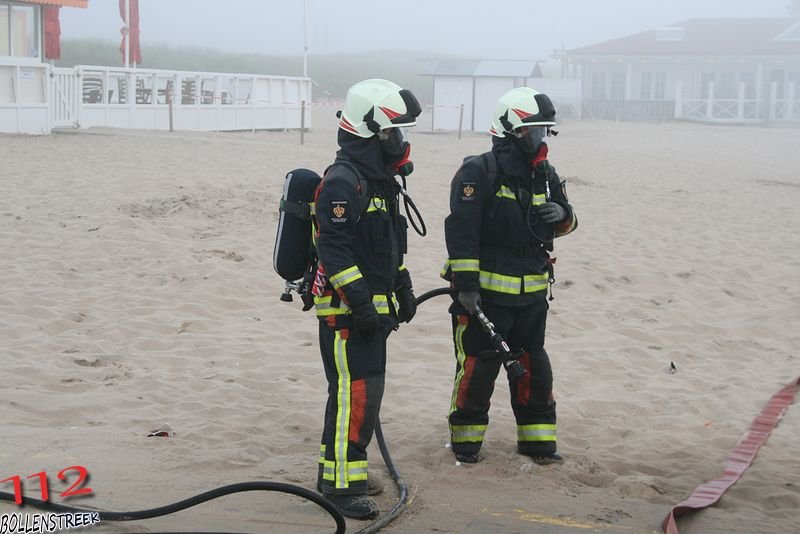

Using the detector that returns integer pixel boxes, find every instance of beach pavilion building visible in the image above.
[561,17,800,123]
[1,0,88,134]
[1,0,311,134]
[419,59,582,133]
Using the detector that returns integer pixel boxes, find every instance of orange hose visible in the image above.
[662,376,800,534]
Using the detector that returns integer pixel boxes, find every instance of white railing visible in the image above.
[51,65,312,132]
[0,59,49,134]
[50,67,79,128]
[675,81,798,123]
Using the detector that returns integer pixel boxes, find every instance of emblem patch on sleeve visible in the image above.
[331,201,348,223]
[460,182,477,202]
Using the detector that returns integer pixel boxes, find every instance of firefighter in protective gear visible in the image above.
[442,87,577,465]
[313,79,421,520]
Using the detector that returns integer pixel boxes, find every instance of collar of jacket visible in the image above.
[337,129,395,181]
[491,135,532,180]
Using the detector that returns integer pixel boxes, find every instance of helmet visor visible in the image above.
[379,127,410,159]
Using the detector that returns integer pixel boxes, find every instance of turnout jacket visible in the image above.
[443,137,577,307]
[314,134,411,323]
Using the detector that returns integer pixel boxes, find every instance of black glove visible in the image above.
[395,286,417,323]
[536,202,567,223]
[350,301,380,338]
[457,290,481,315]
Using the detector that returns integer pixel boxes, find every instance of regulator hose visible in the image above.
[414,286,454,306]
[0,288,457,533]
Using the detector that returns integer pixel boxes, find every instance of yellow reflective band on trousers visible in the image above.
[329,265,363,289]
[479,271,549,295]
[451,424,488,443]
[517,424,557,442]
[321,459,369,483]
[333,330,352,489]
[449,320,469,415]
[366,197,387,213]
[314,294,390,317]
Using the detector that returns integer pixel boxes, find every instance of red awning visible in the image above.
[119,0,141,65]
[16,0,89,8]
[43,6,61,60]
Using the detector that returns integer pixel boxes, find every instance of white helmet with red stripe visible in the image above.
[338,79,421,138]
[490,86,556,137]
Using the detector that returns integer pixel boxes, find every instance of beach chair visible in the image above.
[181,79,197,105]
[82,76,103,104]
[136,78,152,104]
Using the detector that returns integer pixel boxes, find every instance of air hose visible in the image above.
[0,288,456,534]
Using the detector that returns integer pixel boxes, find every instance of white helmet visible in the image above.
[490,87,556,137]
[338,79,421,138]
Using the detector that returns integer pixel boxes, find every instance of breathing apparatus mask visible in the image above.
[379,127,413,177]
[511,125,552,172]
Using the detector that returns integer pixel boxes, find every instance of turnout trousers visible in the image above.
[448,298,557,457]
[317,321,388,495]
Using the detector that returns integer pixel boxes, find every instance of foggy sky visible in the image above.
[60,0,792,61]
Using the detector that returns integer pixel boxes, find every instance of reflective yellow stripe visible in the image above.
[329,266,363,289]
[366,197,387,212]
[310,201,316,216]
[319,444,326,464]
[532,193,546,206]
[348,460,369,481]
[479,270,521,294]
[314,296,349,316]
[448,258,480,272]
[517,424,557,442]
[496,185,515,199]
[372,295,390,314]
[314,294,391,316]
[333,331,351,488]
[523,273,549,293]
[321,459,368,483]
[399,264,407,272]
[449,320,468,415]
[451,424,488,443]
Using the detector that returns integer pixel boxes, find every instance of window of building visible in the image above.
[718,72,736,98]
[0,2,39,58]
[591,72,606,99]
[0,5,9,56]
[700,72,716,98]
[740,72,756,98]
[610,72,625,99]
[640,72,652,99]
[654,72,666,100]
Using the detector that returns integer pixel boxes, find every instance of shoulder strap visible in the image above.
[324,160,370,213]
[482,151,498,190]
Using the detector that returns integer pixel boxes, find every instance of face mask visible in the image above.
[511,126,548,157]
[379,128,414,176]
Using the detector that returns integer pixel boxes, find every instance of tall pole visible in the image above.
[124,0,130,68]
[303,0,308,78]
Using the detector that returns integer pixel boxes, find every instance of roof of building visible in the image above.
[17,0,89,7]
[566,18,800,57]
[420,59,544,78]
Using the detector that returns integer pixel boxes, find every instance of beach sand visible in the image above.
[1,109,798,533]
